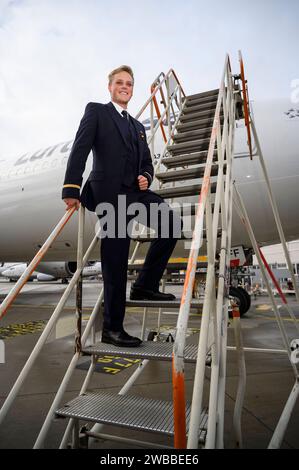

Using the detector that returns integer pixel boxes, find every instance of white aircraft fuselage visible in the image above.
[0,98,298,263]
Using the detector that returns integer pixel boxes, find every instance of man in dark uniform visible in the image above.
[62,65,181,347]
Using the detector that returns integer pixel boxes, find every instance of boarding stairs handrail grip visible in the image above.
[172,54,232,449]
[0,206,101,427]
[0,206,76,321]
[238,50,253,160]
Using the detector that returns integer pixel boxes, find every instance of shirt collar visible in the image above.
[111,101,129,117]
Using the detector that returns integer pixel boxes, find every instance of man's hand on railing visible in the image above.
[63,198,80,211]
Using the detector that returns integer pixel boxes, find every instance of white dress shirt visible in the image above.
[111,101,130,118]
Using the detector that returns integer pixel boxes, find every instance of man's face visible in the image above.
[108,71,134,108]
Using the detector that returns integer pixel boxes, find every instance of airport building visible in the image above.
[251,240,299,289]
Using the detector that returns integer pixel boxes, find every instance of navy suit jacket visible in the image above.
[62,101,154,211]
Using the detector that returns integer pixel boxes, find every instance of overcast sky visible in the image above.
[0,0,298,160]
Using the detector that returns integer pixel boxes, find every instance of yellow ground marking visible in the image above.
[0,320,47,340]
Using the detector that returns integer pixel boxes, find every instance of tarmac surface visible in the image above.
[0,278,299,450]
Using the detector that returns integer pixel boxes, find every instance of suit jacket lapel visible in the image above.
[106,102,130,150]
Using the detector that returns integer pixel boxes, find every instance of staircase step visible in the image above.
[176,116,224,133]
[186,89,219,101]
[155,164,221,183]
[173,128,213,144]
[183,100,217,114]
[130,228,222,243]
[82,340,199,363]
[155,181,217,199]
[182,102,217,116]
[180,109,223,123]
[129,260,208,270]
[124,299,203,308]
[185,94,218,108]
[167,138,211,156]
[56,392,208,442]
[162,150,217,168]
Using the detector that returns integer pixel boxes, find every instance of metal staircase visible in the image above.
[5,52,295,449]
[52,58,239,449]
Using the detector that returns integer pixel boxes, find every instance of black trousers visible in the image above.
[98,190,182,331]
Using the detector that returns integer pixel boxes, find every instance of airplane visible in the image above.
[0,263,20,275]
[0,97,298,314]
[0,261,102,282]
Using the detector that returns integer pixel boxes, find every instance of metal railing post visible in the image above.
[0,207,76,320]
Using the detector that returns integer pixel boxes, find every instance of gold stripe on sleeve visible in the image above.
[63,184,81,189]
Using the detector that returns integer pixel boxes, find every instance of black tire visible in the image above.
[237,287,251,313]
[229,286,251,317]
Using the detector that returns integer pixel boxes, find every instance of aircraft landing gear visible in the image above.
[229,286,251,317]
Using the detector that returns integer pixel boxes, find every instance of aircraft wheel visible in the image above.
[229,286,251,317]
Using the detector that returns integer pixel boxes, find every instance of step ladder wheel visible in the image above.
[229,286,250,317]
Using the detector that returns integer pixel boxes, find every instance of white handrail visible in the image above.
[0,209,100,426]
[172,54,232,449]
[0,207,76,321]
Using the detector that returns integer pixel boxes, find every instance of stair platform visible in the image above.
[82,340,199,363]
[56,391,208,443]
[124,299,203,308]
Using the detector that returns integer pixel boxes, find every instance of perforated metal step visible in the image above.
[82,340,199,363]
[124,299,203,308]
[177,116,224,133]
[56,391,208,443]
[186,88,219,101]
[128,260,208,270]
[180,109,223,123]
[131,229,221,243]
[184,94,218,108]
[155,181,217,199]
[182,102,217,116]
[167,138,211,156]
[173,128,213,144]
[155,164,221,183]
[183,101,217,114]
[162,150,217,168]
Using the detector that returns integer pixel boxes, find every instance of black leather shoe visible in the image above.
[130,285,176,301]
[101,329,142,347]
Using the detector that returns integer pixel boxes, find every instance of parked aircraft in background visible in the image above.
[0,261,102,282]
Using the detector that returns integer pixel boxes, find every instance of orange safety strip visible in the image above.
[151,84,167,143]
[239,52,253,160]
[172,356,187,449]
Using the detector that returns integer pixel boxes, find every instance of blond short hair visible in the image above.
[108,65,134,85]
